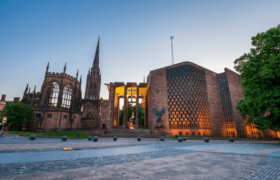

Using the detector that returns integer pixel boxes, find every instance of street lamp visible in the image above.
[0,116,7,137]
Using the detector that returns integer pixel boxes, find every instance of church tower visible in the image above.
[85,37,101,99]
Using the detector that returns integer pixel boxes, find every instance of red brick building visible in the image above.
[102,62,277,138]
[22,63,83,132]
[20,37,278,138]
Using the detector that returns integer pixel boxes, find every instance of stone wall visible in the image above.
[225,68,246,137]
[148,68,169,135]
[205,70,224,137]
[99,100,110,130]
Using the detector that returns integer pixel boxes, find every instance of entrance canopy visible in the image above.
[105,82,149,97]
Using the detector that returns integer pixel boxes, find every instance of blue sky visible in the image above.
[1,0,280,100]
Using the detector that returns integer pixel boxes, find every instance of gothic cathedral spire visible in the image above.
[85,37,101,100]
[93,36,100,68]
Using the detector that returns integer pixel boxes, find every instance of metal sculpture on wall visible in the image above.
[153,107,165,128]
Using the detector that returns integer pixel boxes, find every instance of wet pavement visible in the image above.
[0,136,280,179]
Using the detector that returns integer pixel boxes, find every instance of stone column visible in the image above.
[122,85,127,129]
[145,89,149,129]
[114,94,119,128]
[136,86,139,129]
[109,83,115,130]
[126,102,129,129]
[117,96,120,128]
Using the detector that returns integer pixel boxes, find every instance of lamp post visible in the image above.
[0,116,7,137]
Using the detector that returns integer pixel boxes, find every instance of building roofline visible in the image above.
[147,61,240,77]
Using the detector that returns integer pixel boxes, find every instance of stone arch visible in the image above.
[47,79,60,88]
[62,85,72,109]
[48,81,60,107]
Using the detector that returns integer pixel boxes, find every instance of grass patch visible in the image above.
[3,130,94,139]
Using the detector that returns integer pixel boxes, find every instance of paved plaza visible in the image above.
[0,135,280,180]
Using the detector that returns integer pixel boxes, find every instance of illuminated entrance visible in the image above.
[105,82,149,129]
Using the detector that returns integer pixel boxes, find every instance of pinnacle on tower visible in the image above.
[24,83,29,94]
[46,62,49,72]
[80,75,82,84]
[76,69,79,79]
[63,63,67,73]
[33,85,36,94]
[93,36,100,67]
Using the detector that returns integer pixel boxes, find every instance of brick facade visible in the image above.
[18,45,278,138]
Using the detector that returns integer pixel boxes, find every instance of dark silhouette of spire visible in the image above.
[24,84,29,94]
[80,75,82,84]
[46,62,49,72]
[93,36,100,67]
[64,63,67,73]
[76,69,79,79]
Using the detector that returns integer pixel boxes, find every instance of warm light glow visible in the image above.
[106,85,149,96]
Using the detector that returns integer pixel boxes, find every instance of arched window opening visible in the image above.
[90,83,92,90]
[62,85,72,108]
[88,113,91,118]
[48,82,59,107]
[33,98,39,107]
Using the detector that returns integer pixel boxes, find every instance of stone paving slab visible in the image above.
[1,137,280,179]
[0,152,271,180]
[0,137,176,153]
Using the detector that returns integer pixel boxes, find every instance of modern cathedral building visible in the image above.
[21,38,278,139]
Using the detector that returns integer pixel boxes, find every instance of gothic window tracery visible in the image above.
[48,82,59,107]
[62,85,72,108]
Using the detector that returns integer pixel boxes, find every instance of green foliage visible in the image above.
[234,24,280,131]
[119,109,123,125]
[119,104,145,127]
[137,104,145,126]
[3,102,34,125]
[128,103,133,121]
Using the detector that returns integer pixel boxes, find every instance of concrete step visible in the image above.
[100,129,158,138]
[100,134,162,138]
[111,129,151,135]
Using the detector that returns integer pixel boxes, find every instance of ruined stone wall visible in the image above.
[99,100,110,130]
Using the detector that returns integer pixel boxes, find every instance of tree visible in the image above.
[234,24,280,131]
[119,104,145,127]
[133,104,145,127]
[3,102,34,125]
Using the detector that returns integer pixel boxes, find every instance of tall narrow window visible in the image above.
[88,113,91,118]
[48,82,59,107]
[62,85,72,108]
[90,83,92,90]
[94,83,97,90]
[93,71,95,76]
